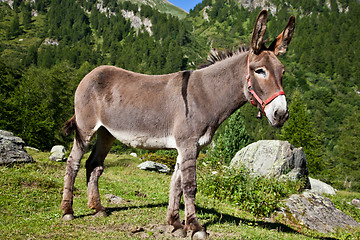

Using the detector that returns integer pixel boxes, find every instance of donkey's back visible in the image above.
[73,65,187,149]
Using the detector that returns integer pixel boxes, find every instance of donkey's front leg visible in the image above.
[178,145,208,239]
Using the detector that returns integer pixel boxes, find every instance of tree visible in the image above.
[5,62,79,150]
[209,109,250,165]
[277,90,324,175]
[330,108,360,191]
[7,13,21,39]
[164,41,185,73]
[22,3,32,30]
[24,44,38,67]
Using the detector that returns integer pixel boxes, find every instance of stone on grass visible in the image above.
[352,199,360,208]
[49,145,66,162]
[137,161,170,174]
[309,177,337,195]
[130,152,138,158]
[105,194,129,204]
[0,130,34,165]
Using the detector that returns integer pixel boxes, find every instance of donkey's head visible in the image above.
[246,10,295,128]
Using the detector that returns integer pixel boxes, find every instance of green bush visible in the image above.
[198,161,304,217]
[207,109,250,166]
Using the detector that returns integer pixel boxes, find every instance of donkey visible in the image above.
[61,10,295,238]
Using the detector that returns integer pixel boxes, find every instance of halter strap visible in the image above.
[246,55,285,117]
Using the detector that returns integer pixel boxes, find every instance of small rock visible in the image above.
[352,199,360,208]
[49,145,66,162]
[25,146,40,151]
[131,226,144,233]
[137,161,171,174]
[135,191,147,198]
[105,194,128,204]
[130,152,137,158]
[309,177,337,195]
[192,230,209,240]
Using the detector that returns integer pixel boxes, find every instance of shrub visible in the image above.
[197,161,304,217]
[207,109,250,165]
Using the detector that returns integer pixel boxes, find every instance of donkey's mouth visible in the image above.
[269,110,289,128]
[264,95,289,128]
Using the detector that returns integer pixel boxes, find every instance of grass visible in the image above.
[0,149,359,239]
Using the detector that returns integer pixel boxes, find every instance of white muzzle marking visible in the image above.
[264,95,287,126]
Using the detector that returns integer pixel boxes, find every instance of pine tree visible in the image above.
[277,90,324,175]
[7,13,21,39]
[210,109,250,165]
[331,108,360,191]
[22,3,32,30]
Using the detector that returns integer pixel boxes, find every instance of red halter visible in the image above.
[246,55,285,117]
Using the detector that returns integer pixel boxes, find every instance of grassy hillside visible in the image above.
[1,150,360,239]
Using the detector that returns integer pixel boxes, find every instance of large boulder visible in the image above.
[279,191,359,233]
[230,140,309,187]
[0,130,34,165]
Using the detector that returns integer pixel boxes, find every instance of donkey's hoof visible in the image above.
[62,214,74,221]
[192,230,209,240]
[94,210,107,218]
[171,228,187,238]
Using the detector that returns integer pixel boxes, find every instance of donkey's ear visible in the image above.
[251,10,268,54]
[268,15,295,56]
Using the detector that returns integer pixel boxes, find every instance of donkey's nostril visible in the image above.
[274,110,278,118]
[274,108,288,121]
[274,109,281,120]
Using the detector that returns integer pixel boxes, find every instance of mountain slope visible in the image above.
[118,0,188,18]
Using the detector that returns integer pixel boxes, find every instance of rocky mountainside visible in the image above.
[118,0,187,17]
[0,0,188,18]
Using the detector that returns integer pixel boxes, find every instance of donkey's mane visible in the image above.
[198,46,249,69]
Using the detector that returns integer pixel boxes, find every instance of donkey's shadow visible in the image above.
[195,205,336,240]
[76,202,335,240]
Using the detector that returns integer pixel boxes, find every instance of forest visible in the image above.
[0,0,359,191]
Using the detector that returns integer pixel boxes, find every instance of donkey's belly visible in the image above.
[107,128,177,149]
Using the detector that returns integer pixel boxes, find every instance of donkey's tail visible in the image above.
[62,115,85,151]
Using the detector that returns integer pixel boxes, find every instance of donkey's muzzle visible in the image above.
[273,108,289,128]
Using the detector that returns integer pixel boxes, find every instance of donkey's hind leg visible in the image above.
[177,143,208,239]
[61,137,90,221]
[86,127,115,217]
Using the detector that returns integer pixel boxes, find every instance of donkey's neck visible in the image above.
[190,52,249,126]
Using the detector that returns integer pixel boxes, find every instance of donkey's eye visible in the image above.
[254,68,267,78]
